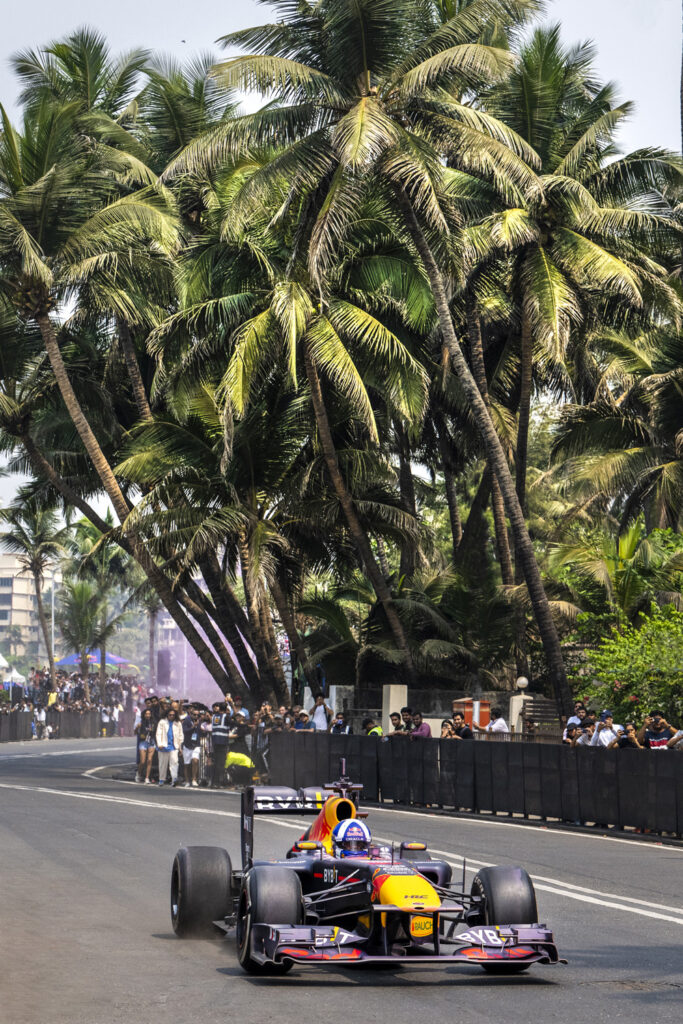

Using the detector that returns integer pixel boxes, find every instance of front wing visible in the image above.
[247,922,564,969]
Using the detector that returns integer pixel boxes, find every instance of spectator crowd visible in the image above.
[560,702,683,751]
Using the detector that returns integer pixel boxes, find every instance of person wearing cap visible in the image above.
[590,710,622,747]
[209,701,231,787]
[638,711,676,750]
[294,710,315,732]
[562,723,579,746]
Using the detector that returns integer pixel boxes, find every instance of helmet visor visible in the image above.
[341,839,367,852]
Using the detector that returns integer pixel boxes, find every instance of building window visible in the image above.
[0,594,11,606]
[0,611,8,621]
[0,578,12,587]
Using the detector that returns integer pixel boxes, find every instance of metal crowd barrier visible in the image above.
[0,709,134,742]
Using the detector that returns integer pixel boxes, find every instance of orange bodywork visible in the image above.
[302,796,357,853]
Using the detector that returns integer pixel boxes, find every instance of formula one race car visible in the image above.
[170,762,564,976]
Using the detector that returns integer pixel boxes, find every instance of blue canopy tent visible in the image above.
[56,650,131,667]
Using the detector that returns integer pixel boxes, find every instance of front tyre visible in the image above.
[171,846,233,938]
[237,866,303,975]
[471,865,537,974]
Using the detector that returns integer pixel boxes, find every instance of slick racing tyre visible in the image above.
[171,846,233,938]
[236,866,303,975]
[471,865,538,974]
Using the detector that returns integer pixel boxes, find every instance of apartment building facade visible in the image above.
[0,553,56,658]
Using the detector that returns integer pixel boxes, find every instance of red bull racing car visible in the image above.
[170,763,564,975]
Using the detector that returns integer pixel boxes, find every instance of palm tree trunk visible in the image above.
[37,314,133,522]
[33,571,55,690]
[434,414,462,560]
[178,582,248,695]
[22,433,112,534]
[515,314,533,513]
[198,556,261,690]
[35,313,232,694]
[512,314,533,679]
[375,536,392,579]
[81,649,90,698]
[455,468,491,574]
[395,422,418,579]
[269,576,318,693]
[118,321,153,422]
[465,295,514,586]
[148,609,157,689]
[238,534,279,703]
[303,343,416,684]
[397,190,572,714]
[258,591,290,706]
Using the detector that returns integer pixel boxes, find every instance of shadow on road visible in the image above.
[216,966,556,988]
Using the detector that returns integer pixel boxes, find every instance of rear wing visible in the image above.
[240,759,363,869]
[240,786,332,870]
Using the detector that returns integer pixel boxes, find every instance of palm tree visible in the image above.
[65,513,132,692]
[0,98,242,693]
[0,502,69,688]
[550,520,683,625]
[166,0,577,709]
[552,325,683,532]
[12,27,149,118]
[475,26,681,512]
[56,578,127,696]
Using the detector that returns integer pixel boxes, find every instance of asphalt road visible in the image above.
[0,737,681,1024]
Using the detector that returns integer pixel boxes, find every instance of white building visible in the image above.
[0,554,59,660]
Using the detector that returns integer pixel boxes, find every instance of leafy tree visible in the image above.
[56,578,126,697]
[573,604,683,722]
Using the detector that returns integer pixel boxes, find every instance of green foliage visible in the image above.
[0,8,681,709]
[572,605,683,721]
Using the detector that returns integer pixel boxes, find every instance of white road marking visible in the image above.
[2,780,682,928]
[0,746,127,760]
[418,846,683,925]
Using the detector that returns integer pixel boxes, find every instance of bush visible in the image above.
[571,604,683,723]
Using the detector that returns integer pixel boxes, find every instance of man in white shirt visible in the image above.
[590,710,622,747]
[575,721,596,746]
[667,730,683,751]
[474,707,509,734]
[309,694,333,732]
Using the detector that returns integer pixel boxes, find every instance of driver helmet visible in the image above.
[332,819,372,858]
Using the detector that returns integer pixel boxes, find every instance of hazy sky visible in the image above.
[0,0,680,503]
[1,0,679,152]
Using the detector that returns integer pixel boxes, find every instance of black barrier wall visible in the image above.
[0,710,130,742]
[268,733,683,836]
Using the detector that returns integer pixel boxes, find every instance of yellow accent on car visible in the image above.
[375,874,440,938]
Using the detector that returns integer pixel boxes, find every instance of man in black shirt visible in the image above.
[452,711,474,740]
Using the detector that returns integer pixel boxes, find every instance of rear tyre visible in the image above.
[470,865,537,974]
[236,866,303,975]
[171,846,233,938]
